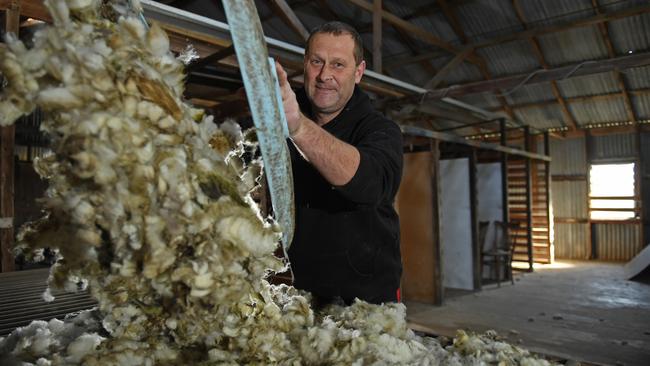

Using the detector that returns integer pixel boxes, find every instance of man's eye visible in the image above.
[311,59,322,65]
[334,63,344,68]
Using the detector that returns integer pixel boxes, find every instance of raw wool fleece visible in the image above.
[0,0,556,364]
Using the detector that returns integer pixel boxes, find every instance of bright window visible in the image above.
[589,163,636,220]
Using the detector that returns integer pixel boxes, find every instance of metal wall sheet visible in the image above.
[554,223,590,259]
[550,137,587,175]
[589,132,637,162]
[552,181,588,219]
[594,223,642,261]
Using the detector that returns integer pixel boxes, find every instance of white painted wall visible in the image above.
[477,163,503,252]
[440,158,474,290]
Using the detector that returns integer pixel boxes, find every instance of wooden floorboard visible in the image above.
[406,260,650,366]
[0,268,96,336]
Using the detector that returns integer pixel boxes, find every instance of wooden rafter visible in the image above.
[591,0,637,124]
[342,0,483,66]
[416,52,650,100]
[1,0,20,272]
[434,0,517,124]
[372,0,382,72]
[424,46,473,89]
[512,0,578,130]
[384,50,448,68]
[268,0,309,41]
[0,0,50,22]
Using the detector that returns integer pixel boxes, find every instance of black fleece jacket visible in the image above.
[287,85,403,304]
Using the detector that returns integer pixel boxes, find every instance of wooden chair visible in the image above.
[481,221,519,287]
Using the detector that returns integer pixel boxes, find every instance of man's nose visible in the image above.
[316,64,333,82]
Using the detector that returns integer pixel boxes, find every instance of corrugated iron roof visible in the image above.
[476,41,540,77]
[505,82,556,105]
[608,14,650,54]
[165,0,650,133]
[454,0,523,42]
[631,93,650,120]
[458,92,503,109]
[537,26,609,66]
[556,71,621,97]
[514,105,566,129]
[569,98,630,126]
[623,66,650,90]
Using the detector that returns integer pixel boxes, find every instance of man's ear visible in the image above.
[354,60,366,84]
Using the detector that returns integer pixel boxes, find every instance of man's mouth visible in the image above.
[316,84,336,92]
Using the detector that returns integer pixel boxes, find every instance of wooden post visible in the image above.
[544,132,553,262]
[372,0,382,73]
[469,147,481,290]
[523,126,533,271]
[500,119,509,226]
[1,1,19,272]
[585,130,595,259]
[430,139,443,305]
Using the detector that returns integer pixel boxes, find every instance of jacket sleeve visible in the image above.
[335,119,403,205]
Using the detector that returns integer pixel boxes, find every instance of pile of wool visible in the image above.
[0,0,557,364]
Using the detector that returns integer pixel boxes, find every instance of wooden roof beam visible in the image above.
[0,0,51,22]
[434,0,517,125]
[268,0,309,41]
[416,51,650,100]
[372,0,382,73]
[512,0,578,130]
[342,0,483,66]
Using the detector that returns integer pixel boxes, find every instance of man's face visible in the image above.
[304,33,365,121]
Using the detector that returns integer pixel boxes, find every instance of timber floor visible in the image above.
[0,268,95,336]
[406,260,650,366]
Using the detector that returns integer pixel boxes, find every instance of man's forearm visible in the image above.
[291,115,360,186]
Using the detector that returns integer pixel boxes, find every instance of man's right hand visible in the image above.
[275,61,305,138]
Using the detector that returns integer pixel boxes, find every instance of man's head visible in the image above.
[303,22,366,124]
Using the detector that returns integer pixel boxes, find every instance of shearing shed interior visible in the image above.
[0,0,649,365]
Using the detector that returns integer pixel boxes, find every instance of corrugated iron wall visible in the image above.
[550,133,644,261]
[590,133,638,163]
[593,223,642,261]
[554,223,590,259]
[641,133,650,250]
[589,133,641,261]
[550,137,589,259]
[550,137,587,175]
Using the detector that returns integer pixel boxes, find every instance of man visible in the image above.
[275,21,403,305]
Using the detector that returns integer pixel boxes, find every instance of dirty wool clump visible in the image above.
[0,0,556,364]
